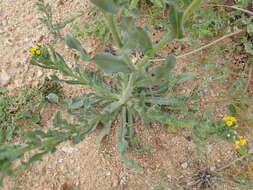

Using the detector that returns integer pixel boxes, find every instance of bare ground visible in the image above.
[0,0,251,190]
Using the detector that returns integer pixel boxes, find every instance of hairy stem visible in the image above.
[104,13,123,48]
[104,13,136,71]
[130,0,139,9]
[183,0,203,21]
[120,73,135,103]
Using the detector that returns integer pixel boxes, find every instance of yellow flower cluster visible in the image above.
[235,136,247,149]
[222,116,237,128]
[29,46,41,56]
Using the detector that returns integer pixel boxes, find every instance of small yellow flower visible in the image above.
[222,116,231,121]
[234,136,247,150]
[29,46,41,56]
[222,116,237,122]
[29,48,36,55]
[239,139,247,146]
[226,120,233,127]
[36,49,41,55]
[230,117,237,122]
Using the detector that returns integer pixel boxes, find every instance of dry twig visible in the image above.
[152,30,244,62]
[207,4,253,16]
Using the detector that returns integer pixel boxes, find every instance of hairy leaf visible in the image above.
[176,72,198,84]
[169,4,184,39]
[46,93,59,103]
[90,0,118,14]
[91,53,131,73]
[64,34,89,61]
[117,107,142,171]
[120,17,153,54]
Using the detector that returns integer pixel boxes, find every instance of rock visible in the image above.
[181,162,188,169]
[210,166,216,171]
[37,70,43,78]
[2,19,8,26]
[61,146,76,153]
[5,39,13,46]
[167,175,172,180]
[14,79,23,88]
[106,171,111,176]
[112,178,119,188]
[58,158,64,163]
[0,71,11,86]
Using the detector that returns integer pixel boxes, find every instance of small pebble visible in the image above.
[0,71,11,86]
[61,146,76,153]
[112,178,119,188]
[181,162,188,169]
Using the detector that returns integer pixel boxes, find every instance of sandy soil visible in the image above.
[0,0,250,190]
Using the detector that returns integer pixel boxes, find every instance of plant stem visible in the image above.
[183,0,203,21]
[104,13,136,71]
[130,0,139,9]
[120,73,135,103]
[75,75,117,99]
[104,13,123,48]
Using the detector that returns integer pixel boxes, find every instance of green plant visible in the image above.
[0,77,62,145]
[72,11,110,42]
[0,86,44,144]
[36,1,82,42]
[0,0,209,186]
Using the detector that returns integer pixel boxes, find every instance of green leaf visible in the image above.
[176,72,198,84]
[63,98,84,109]
[90,0,118,14]
[183,0,203,22]
[46,93,59,103]
[53,13,83,30]
[91,53,131,73]
[30,114,41,124]
[169,4,184,39]
[120,17,153,54]
[228,104,237,116]
[97,114,115,144]
[117,107,142,171]
[28,151,47,163]
[134,27,153,54]
[50,75,84,85]
[64,34,89,61]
